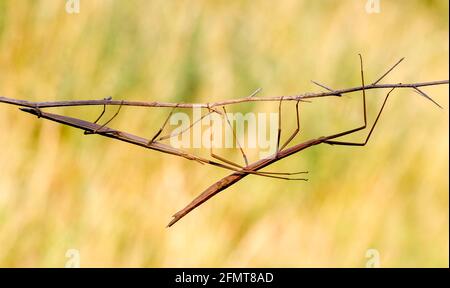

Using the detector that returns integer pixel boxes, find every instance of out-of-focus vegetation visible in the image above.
[0,0,448,267]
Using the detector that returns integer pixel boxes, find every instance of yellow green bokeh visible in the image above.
[0,0,448,267]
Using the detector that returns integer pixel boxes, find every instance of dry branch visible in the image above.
[0,80,447,110]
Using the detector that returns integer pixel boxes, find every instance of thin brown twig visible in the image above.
[0,80,447,110]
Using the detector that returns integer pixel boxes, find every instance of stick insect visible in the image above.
[0,55,447,227]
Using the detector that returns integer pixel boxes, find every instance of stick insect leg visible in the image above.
[93,104,106,124]
[87,100,124,135]
[324,87,395,146]
[158,111,213,141]
[276,96,283,154]
[152,107,299,179]
[208,106,307,179]
[321,54,368,142]
[280,100,301,151]
[205,88,261,161]
[222,106,249,166]
[204,114,306,180]
[207,155,308,180]
[323,55,409,145]
[94,96,112,123]
[148,105,179,145]
[323,55,411,144]
[210,150,308,178]
[84,96,112,135]
[324,55,418,146]
[209,105,251,170]
[208,106,243,169]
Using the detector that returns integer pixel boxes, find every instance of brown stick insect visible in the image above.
[0,55,448,227]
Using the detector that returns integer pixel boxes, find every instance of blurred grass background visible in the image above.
[0,0,448,267]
